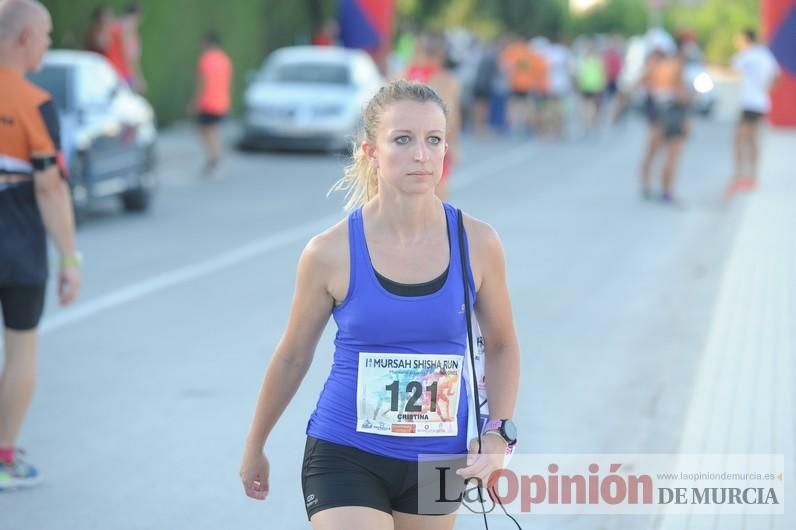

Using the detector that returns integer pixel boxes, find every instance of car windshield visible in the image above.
[27,65,71,111]
[264,61,351,85]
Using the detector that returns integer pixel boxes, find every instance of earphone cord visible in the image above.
[459,208,523,530]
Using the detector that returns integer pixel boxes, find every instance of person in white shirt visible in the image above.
[727,29,780,196]
[543,34,574,139]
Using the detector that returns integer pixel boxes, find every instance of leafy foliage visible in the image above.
[566,0,648,37]
[666,0,760,64]
[42,0,316,124]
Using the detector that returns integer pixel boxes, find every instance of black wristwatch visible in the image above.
[483,418,518,446]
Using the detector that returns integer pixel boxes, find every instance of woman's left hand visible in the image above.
[455,435,507,486]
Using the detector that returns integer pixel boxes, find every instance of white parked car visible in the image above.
[241,46,384,152]
[27,50,158,215]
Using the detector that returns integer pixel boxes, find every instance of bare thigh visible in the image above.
[665,137,685,165]
[199,125,218,140]
[311,506,393,530]
[394,511,457,530]
[644,125,663,156]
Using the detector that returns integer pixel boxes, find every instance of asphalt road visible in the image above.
[2,116,754,530]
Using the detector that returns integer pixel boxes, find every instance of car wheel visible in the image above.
[121,186,151,212]
[239,136,270,152]
[237,133,258,152]
[73,196,88,226]
[70,152,90,225]
[121,145,157,212]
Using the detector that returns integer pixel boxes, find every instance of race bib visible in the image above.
[356,352,462,437]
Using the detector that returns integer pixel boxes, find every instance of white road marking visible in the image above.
[39,215,339,335]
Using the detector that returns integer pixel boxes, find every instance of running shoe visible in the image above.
[740,177,758,191]
[723,177,757,199]
[0,449,41,491]
[660,192,683,208]
[202,158,220,176]
[723,179,743,199]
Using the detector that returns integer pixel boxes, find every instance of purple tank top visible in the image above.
[306,203,476,460]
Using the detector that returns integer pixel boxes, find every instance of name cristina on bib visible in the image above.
[356,352,462,437]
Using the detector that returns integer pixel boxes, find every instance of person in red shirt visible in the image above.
[192,31,233,175]
[103,3,145,93]
[602,36,623,100]
[312,19,338,46]
[103,15,128,79]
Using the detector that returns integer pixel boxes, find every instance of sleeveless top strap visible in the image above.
[340,208,367,308]
[444,203,476,304]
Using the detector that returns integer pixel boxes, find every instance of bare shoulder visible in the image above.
[302,217,349,271]
[301,217,350,303]
[461,213,505,290]
[462,213,502,255]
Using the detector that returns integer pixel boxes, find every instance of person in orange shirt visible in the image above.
[0,0,81,491]
[192,31,233,175]
[500,35,547,135]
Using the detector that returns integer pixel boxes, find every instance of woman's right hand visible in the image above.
[240,446,270,500]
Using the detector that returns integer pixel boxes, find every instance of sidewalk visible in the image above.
[657,128,795,529]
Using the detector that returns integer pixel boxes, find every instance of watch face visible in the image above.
[502,420,518,442]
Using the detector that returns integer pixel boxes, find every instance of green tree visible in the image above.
[666,0,759,64]
[422,0,502,39]
[397,0,448,25]
[565,0,648,37]
[480,0,567,38]
[41,0,318,124]
[396,0,567,39]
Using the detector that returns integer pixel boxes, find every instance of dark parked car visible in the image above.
[27,50,158,216]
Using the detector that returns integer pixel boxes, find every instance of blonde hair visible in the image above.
[329,80,448,211]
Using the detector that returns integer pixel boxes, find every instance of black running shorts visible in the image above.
[661,103,688,140]
[197,112,225,126]
[0,284,46,331]
[301,435,467,520]
[740,109,764,123]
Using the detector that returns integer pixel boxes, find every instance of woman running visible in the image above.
[240,80,520,529]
